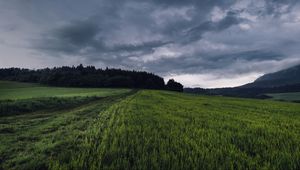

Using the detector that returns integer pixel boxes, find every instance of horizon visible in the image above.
[0,65,262,88]
[1,63,290,88]
[1,0,300,88]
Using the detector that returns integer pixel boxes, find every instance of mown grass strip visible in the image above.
[0,96,101,116]
[0,90,136,170]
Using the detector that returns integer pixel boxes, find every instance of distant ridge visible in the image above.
[184,64,300,99]
[241,64,300,88]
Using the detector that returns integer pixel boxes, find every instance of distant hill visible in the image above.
[242,64,300,88]
[184,64,300,99]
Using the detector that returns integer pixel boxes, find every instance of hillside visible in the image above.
[1,81,300,169]
[242,64,300,88]
[0,81,131,116]
[266,92,300,102]
[185,64,300,99]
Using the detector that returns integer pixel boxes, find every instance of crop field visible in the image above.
[61,91,300,170]
[267,92,300,102]
[1,82,300,169]
[0,81,130,100]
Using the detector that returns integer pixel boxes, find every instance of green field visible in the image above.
[267,92,300,102]
[1,81,300,169]
[0,81,130,100]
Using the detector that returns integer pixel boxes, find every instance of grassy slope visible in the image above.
[0,81,130,100]
[0,81,40,89]
[0,92,134,170]
[57,90,300,170]
[0,96,103,116]
[267,92,300,102]
[1,88,300,169]
[0,81,134,169]
[0,81,131,116]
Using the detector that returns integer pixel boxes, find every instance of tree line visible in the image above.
[0,65,183,92]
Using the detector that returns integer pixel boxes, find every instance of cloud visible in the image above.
[1,0,300,87]
[182,11,242,43]
[54,21,100,47]
[165,72,262,88]
[34,20,102,55]
[143,50,285,75]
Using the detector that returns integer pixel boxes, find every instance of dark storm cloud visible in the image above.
[34,18,170,64]
[36,0,296,57]
[35,1,242,57]
[144,50,284,75]
[111,41,170,53]
[1,0,300,87]
[182,11,242,43]
[264,0,299,16]
[54,21,99,47]
[35,20,103,54]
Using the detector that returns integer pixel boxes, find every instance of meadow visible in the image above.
[0,81,130,100]
[1,81,300,169]
[0,81,130,116]
[59,91,300,170]
[267,92,300,102]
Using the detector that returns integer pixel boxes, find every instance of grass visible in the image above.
[60,90,300,170]
[1,82,300,169]
[0,96,102,116]
[0,91,135,170]
[267,92,300,102]
[0,81,40,89]
[0,81,130,100]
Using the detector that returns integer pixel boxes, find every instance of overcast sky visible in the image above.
[0,0,300,88]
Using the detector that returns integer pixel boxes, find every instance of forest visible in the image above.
[0,65,183,92]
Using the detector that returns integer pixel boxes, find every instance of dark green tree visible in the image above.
[166,79,183,92]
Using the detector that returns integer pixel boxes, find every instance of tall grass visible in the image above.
[51,90,300,170]
[0,92,134,169]
[0,96,100,116]
[1,90,300,169]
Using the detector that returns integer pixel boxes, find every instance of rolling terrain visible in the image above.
[185,64,300,100]
[1,81,300,169]
[266,92,300,102]
[242,64,300,88]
